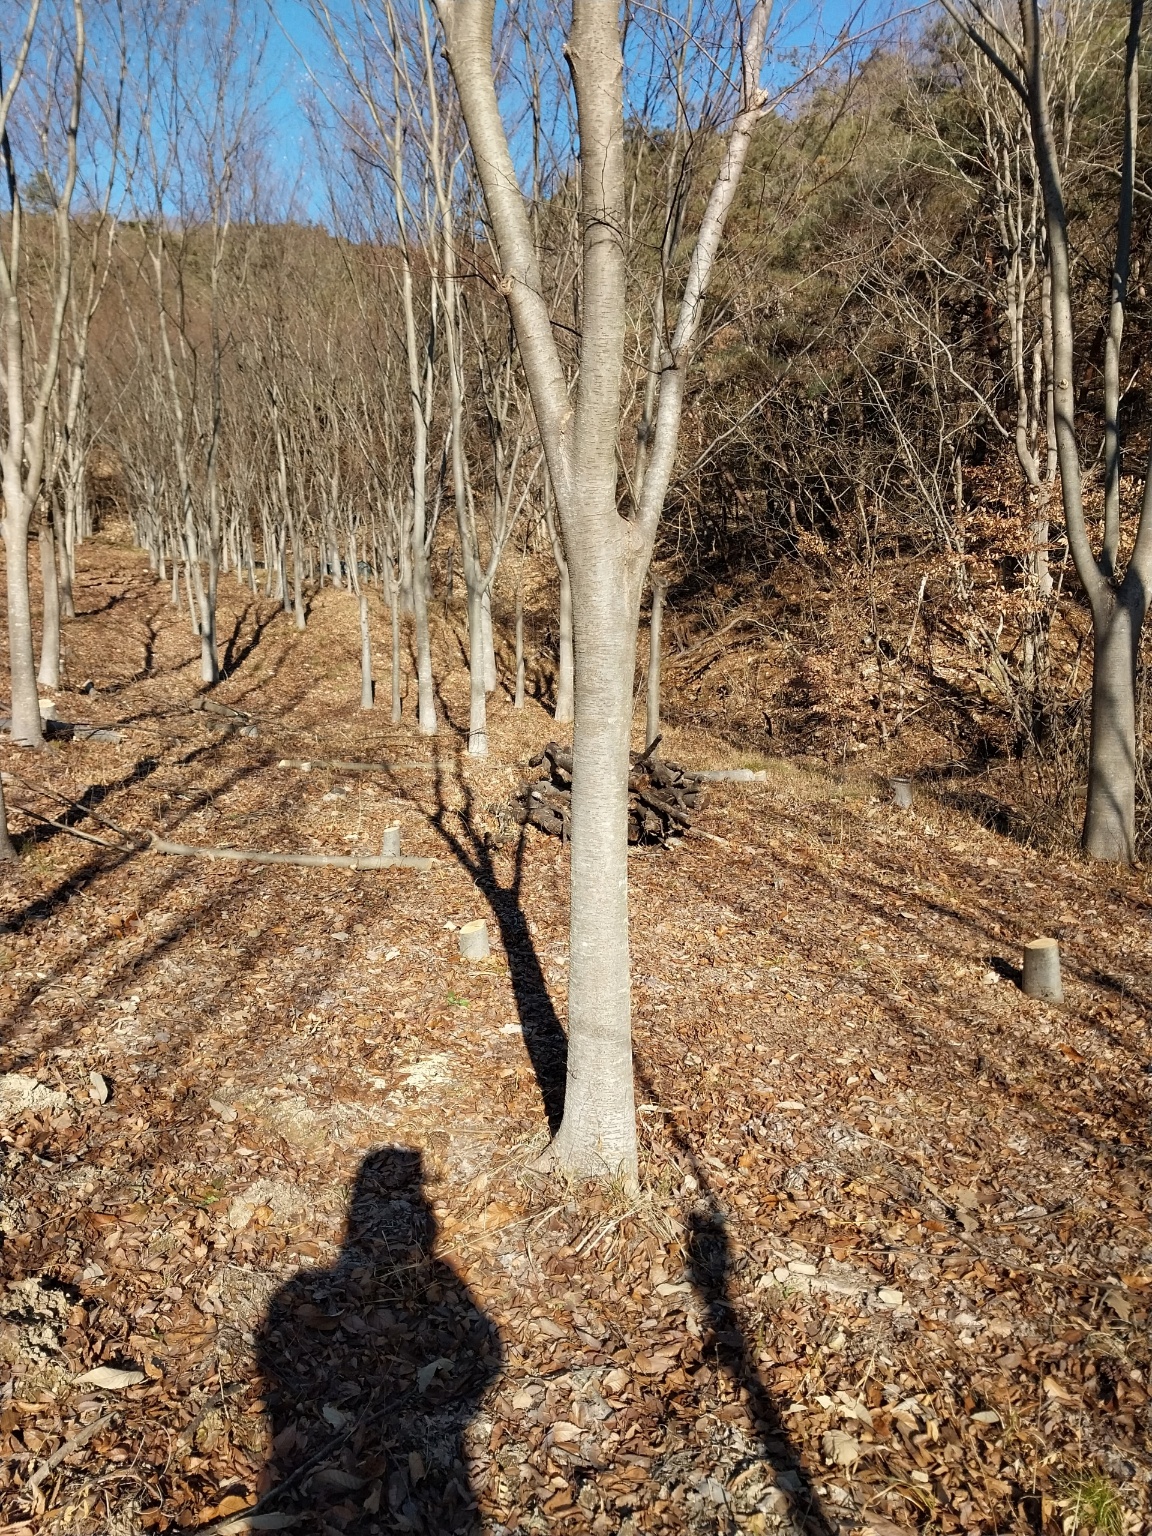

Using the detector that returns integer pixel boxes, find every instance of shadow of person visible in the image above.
[256,1147,502,1534]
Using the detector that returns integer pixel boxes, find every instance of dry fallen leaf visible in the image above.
[75,1366,146,1390]
[476,1200,517,1230]
[88,1071,109,1105]
[822,1428,861,1468]
[1104,1289,1132,1322]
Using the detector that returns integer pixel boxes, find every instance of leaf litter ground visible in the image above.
[0,540,1149,1536]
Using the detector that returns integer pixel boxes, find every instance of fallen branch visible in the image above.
[690,768,768,783]
[25,1412,115,1494]
[190,697,251,720]
[7,771,145,842]
[276,757,435,773]
[11,806,139,852]
[148,834,433,871]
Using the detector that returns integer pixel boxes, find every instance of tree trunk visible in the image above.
[467,583,489,756]
[390,585,403,724]
[0,771,16,860]
[38,523,62,690]
[59,488,77,618]
[1083,591,1143,862]
[183,556,198,634]
[200,546,220,684]
[556,556,574,725]
[291,519,306,630]
[3,514,44,747]
[544,566,640,1175]
[359,591,374,711]
[645,578,665,750]
[436,0,770,1181]
[481,586,497,692]
[412,513,437,735]
[515,585,525,709]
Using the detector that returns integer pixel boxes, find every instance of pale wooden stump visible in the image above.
[1022,936,1062,1002]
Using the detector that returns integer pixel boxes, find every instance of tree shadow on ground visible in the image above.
[4,755,161,853]
[220,601,281,679]
[637,1069,832,1536]
[416,759,568,1133]
[256,1146,502,1534]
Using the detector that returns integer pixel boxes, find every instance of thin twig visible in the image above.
[6,771,144,842]
[25,1413,115,1494]
[11,806,137,852]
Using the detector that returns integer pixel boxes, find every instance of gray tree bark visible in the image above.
[645,578,666,750]
[37,522,62,690]
[436,0,771,1175]
[543,485,574,724]
[359,591,374,710]
[1083,591,1143,861]
[950,0,1152,860]
[0,772,16,861]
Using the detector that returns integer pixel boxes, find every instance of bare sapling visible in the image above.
[514,582,525,709]
[37,520,62,689]
[0,771,16,860]
[542,478,573,724]
[645,578,666,751]
[359,590,374,710]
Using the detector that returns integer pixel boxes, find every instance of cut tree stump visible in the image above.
[458,919,490,960]
[891,776,914,810]
[1022,937,1062,1002]
[381,826,402,858]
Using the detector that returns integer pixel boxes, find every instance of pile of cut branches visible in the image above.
[508,739,705,846]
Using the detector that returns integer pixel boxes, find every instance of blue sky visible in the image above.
[265,0,909,227]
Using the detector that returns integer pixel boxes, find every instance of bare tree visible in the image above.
[1,0,84,747]
[436,0,773,1175]
[947,0,1151,860]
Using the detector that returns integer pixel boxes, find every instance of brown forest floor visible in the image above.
[0,536,1150,1536]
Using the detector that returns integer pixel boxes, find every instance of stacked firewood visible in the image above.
[508,739,705,846]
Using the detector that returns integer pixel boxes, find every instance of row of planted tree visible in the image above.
[4,0,1152,1165]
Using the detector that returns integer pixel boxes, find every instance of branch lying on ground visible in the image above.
[275,757,436,773]
[148,834,434,870]
[10,805,140,852]
[7,771,145,842]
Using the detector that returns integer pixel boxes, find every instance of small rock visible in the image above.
[877,1287,904,1307]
